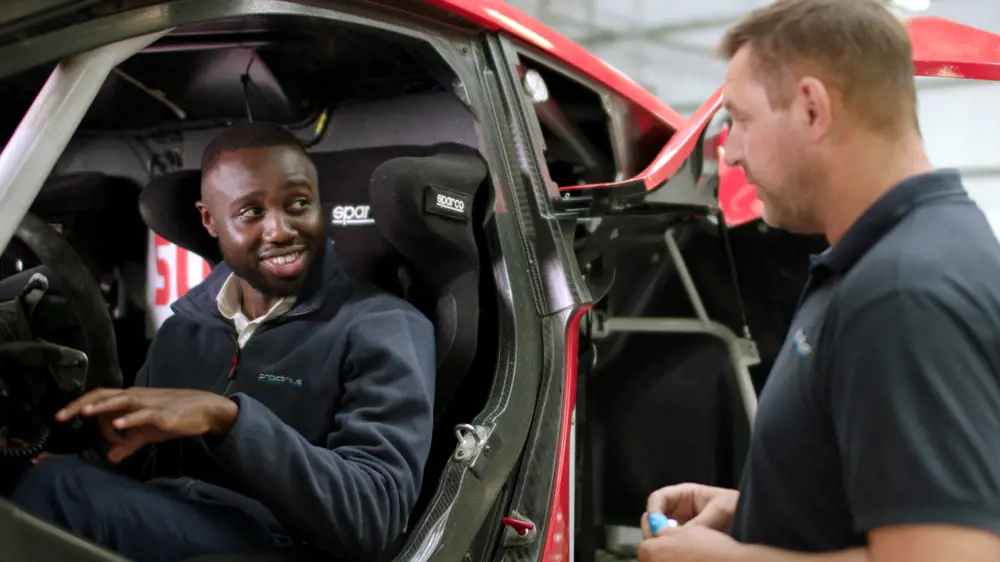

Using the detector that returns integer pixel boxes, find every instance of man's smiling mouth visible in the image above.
[259,249,307,278]
[266,252,301,266]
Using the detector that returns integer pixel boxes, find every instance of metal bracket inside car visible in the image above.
[0,28,173,252]
[590,228,760,427]
[453,423,492,462]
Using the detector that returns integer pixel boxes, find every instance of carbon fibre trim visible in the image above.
[476,65,548,317]
[499,313,569,562]
[393,213,545,562]
[486,35,590,316]
[384,37,558,562]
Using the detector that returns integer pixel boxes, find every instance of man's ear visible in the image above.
[195,201,219,238]
[794,76,833,143]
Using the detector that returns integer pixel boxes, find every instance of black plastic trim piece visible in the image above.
[0,498,127,562]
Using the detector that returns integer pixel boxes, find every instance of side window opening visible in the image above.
[514,51,617,186]
[511,48,674,191]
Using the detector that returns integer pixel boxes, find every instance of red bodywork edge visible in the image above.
[542,303,594,562]
[908,16,1000,81]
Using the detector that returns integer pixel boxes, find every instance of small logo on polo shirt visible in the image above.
[792,329,813,357]
[258,373,303,388]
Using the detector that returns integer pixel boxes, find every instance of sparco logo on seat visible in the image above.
[436,194,465,213]
[331,204,374,226]
[425,185,471,221]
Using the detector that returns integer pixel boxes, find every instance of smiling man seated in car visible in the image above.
[4,123,437,562]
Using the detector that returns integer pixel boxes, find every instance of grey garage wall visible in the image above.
[919,80,1000,231]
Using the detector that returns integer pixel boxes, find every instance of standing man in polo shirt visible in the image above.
[640,0,1000,561]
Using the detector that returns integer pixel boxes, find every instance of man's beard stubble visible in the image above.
[219,238,325,299]
[756,161,826,236]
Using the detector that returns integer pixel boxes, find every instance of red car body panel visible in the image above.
[909,16,1000,81]
[542,304,594,562]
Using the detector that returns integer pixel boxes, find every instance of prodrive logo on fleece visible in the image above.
[258,373,303,388]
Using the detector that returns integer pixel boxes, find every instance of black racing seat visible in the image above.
[140,170,221,266]
[311,91,481,300]
[310,92,484,408]
[368,149,485,412]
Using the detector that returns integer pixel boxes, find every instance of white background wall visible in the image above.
[508,0,1000,228]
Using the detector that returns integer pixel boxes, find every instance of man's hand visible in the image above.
[55,388,239,464]
[638,525,741,562]
[642,483,740,538]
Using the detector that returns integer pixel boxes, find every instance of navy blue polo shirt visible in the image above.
[730,169,1000,551]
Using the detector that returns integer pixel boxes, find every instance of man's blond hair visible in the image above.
[718,0,918,134]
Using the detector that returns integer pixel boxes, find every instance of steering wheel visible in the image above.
[0,212,122,459]
[6,212,123,390]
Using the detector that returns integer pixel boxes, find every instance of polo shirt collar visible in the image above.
[216,273,296,332]
[813,169,966,273]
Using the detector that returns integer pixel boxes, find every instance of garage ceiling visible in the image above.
[507,0,1000,114]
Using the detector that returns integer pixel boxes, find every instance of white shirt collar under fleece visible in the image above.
[216,273,296,348]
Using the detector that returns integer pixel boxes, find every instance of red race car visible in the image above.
[0,2,996,561]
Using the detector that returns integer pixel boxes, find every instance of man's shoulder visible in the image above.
[839,203,1000,311]
[332,279,433,331]
[145,313,220,358]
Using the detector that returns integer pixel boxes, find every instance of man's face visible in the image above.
[198,146,324,298]
[721,46,827,234]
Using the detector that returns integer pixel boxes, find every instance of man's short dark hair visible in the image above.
[201,121,307,173]
[718,0,917,134]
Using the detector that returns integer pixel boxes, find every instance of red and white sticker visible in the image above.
[146,232,211,331]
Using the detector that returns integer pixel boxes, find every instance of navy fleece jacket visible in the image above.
[133,241,435,560]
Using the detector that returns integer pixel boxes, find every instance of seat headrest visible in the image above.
[370,149,483,288]
[370,148,487,412]
[139,170,221,265]
[318,91,479,152]
[312,92,479,296]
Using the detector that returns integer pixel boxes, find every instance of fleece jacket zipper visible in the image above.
[223,334,239,396]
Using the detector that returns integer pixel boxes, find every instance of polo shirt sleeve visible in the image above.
[827,288,1000,536]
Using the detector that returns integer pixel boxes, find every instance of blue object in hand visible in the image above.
[648,512,679,534]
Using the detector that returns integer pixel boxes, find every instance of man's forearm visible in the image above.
[740,544,867,562]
